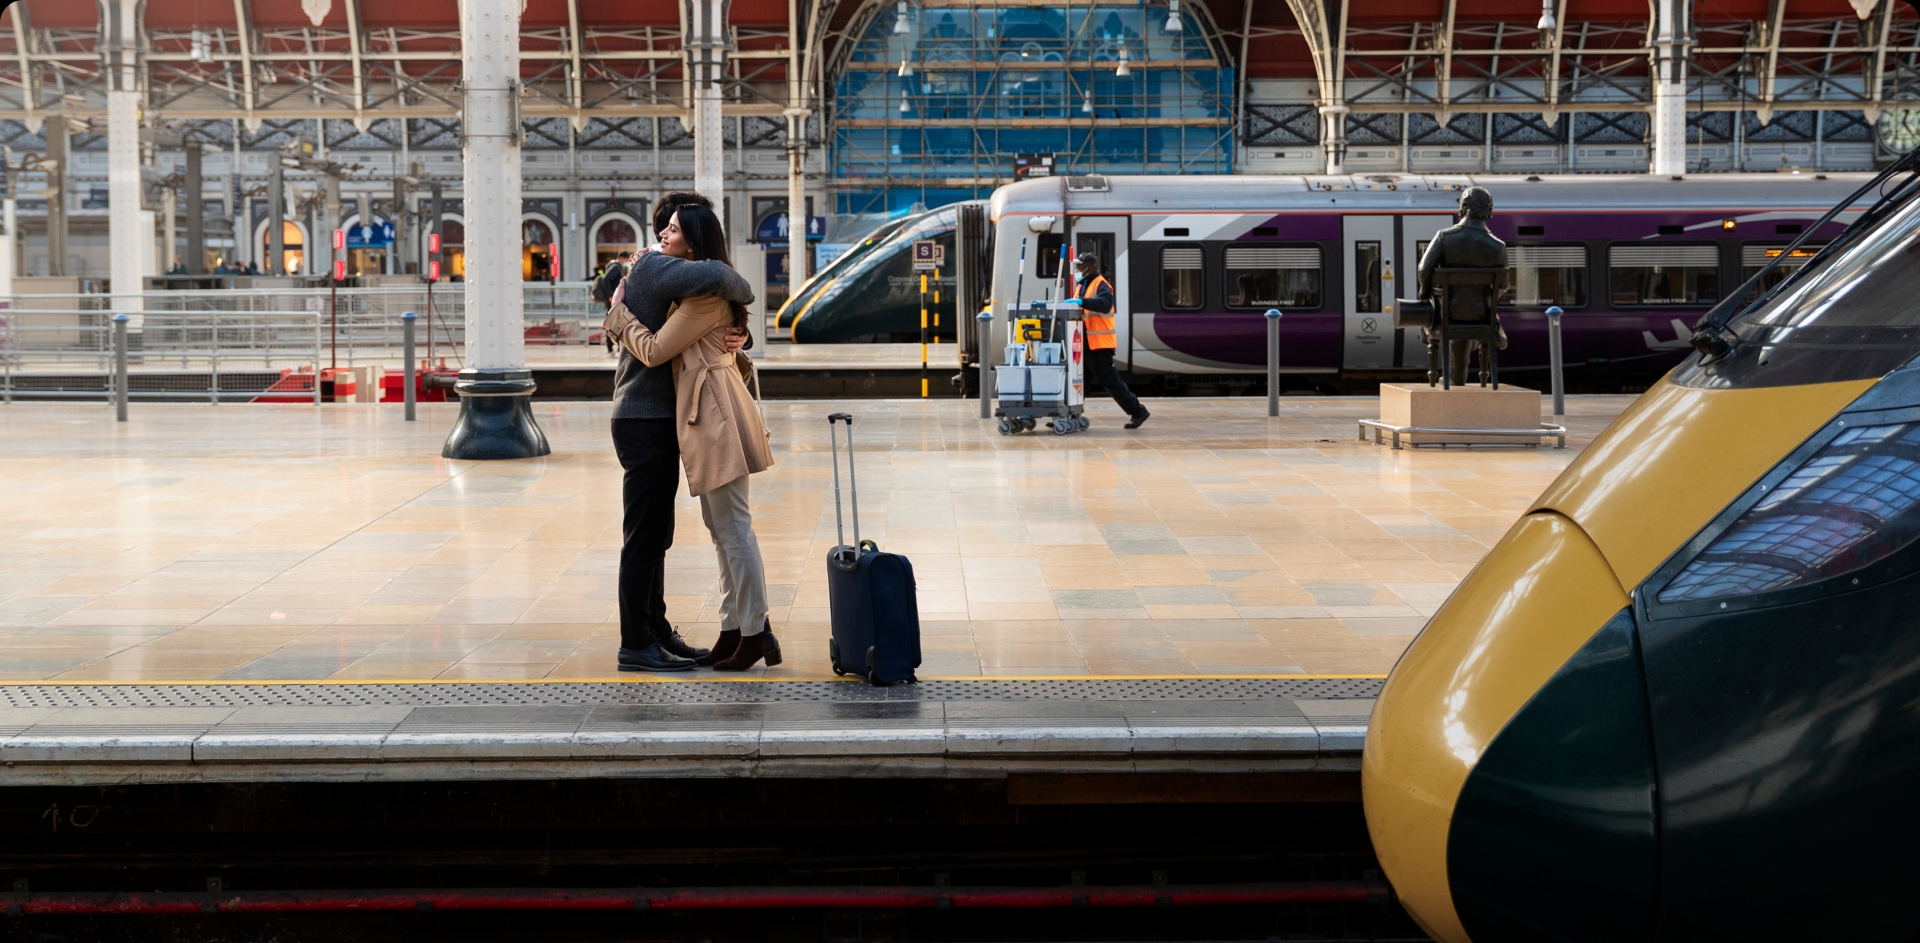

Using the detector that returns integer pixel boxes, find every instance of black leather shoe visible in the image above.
[658,627,711,660]
[1125,408,1151,430]
[617,644,696,672]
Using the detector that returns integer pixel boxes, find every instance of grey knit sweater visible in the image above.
[610,252,755,420]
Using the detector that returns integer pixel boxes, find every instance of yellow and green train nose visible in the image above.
[1362,376,1878,943]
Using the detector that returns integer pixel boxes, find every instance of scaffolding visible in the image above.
[827,0,1236,214]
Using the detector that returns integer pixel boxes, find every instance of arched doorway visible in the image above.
[522,217,557,282]
[591,215,639,277]
[253,219,307,275]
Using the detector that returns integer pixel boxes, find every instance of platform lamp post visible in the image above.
[441,0,550,460]
[1545,305,1566,417]
[1265,309,1283,417]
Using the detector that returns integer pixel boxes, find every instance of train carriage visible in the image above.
[788,172,1879,392]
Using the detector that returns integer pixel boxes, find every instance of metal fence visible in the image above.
[0,306,324,404]
[4,286,602,367]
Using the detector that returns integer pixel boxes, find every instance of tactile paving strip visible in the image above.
[0,678,1383,710]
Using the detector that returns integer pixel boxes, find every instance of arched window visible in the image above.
[258,220,305,275]
[522,218,556,282]
[593,218,639,275]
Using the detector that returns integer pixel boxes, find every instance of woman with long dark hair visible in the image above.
[605,204,781,671]
[602,193,751,672]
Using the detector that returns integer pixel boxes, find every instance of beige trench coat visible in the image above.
[605,295,775,497]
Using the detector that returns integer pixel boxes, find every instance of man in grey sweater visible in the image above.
[610,194,755,671]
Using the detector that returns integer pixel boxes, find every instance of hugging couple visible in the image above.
[603,191,780,673]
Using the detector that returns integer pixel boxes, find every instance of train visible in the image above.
[782,171,1877,391]
[1363,153,1920,942]
[776,208,959,344]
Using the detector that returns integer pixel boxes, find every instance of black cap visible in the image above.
[1075,252,1100,267]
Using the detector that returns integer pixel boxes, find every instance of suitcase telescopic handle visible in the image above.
[827,413,859,549]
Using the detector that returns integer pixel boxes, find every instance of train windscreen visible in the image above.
[774,216,912,329]
[1742,194,1920,332]
[791,208,959,343]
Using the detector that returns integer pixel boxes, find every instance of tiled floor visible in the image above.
[0,394,1632,681]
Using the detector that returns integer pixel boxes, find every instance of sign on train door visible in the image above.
[1067,216,1128,366]
[1341,216,1396,369]
[1343,215,1457,370]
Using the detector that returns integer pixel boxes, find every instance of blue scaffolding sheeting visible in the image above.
[832,2,1234,215]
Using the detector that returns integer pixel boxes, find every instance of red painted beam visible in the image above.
[1,883,1391,915]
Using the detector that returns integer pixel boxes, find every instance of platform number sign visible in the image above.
[912,239,944,271]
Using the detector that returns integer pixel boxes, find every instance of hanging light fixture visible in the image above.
[1165,0,1183,33]
[189,29,212,64]
[894,0,911,34]
[898,55,914,77]
[900,96,912,114]
[1116,46,1131,77]
[1082,96,1094,115]
[1536,0,1556,31]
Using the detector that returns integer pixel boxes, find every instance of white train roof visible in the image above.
[986,172,1880,219]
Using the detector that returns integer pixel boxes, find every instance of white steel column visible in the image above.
[462,0,523,373]
[1,148,15,296]
[442,0,549,459]
[685,0,729,208]
[104,0,145,311]
[1651,0,1690,175]
[785,0,808,288]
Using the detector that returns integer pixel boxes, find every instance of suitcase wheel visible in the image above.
[830,639,844,676]
[866,646,877,674]
[997,419,1014,436]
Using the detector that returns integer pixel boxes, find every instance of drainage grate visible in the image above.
[0,678,1383,710]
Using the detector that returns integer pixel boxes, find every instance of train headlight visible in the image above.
[1657,420,1920,607]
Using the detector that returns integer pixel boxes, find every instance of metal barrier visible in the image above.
[4,285,600,362]
[0,306,323,405]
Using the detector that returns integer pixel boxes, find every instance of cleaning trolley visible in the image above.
[994,240,1089,436]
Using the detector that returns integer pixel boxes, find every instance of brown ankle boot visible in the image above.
[712,626,782,671]
[694,630,740,667]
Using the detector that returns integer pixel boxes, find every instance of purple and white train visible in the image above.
[981,171,1872,390]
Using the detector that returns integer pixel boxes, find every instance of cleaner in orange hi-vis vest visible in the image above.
[1074,251,1148,429]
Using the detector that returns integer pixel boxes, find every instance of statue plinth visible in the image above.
[1379,383,1542,446]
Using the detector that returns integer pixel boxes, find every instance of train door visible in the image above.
[1341,216,1396,369]
[1069,217,1128,366]
[1399,215,1452,368]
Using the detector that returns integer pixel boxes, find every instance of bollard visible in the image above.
[113,313,129,422]
[1265,309,1283,417]
[1545,305,1565,417]
[977,308,993,419]
[402,311,418,422]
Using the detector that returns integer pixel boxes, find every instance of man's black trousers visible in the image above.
[1086,347,1142,417]
[612,418,679,651]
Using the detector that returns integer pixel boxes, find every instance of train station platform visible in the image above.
[0,395,1632,784]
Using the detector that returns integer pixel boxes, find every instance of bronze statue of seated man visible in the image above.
[1417,186,1509,386]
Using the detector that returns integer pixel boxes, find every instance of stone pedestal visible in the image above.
[1379,383,1542,446]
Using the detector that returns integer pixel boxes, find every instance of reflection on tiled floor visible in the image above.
[0,395,1632,681]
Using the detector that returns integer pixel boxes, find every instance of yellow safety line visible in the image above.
[2,674,1388,687]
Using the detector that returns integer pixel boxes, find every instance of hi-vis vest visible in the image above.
[1079,274,1116,351]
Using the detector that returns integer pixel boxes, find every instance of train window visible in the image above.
[1609,244,1720,306]
[1224,245,1321,308]
[1161,245,1204,309]
[1504,245,1588,307]
[1037,233,1065,279]
[1354,241,1383,313]
[1659,421,1920,604]
[1742,243,1825,303]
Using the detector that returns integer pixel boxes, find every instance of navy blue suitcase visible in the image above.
[826,413,921,685]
